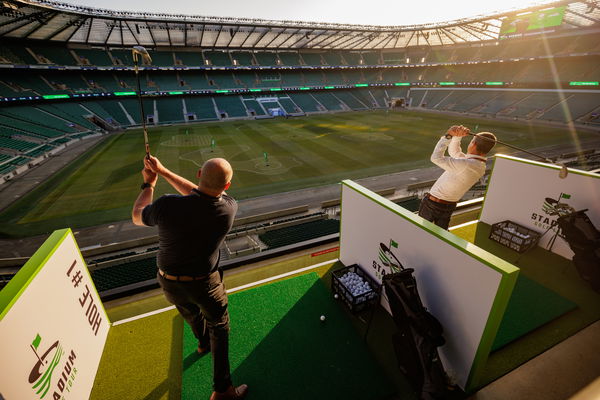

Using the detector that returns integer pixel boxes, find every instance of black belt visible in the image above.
[158,269,208,282]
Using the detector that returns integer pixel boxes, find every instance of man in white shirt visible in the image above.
[418,125,496,229]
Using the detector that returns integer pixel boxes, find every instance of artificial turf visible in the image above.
[1,110,596,238]
[182,272,395,400]
[453,222,600,388]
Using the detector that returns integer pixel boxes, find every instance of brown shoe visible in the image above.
[209,384,248,400]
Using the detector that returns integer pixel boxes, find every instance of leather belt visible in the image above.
[427,193,457,205]
[158,269,208,282]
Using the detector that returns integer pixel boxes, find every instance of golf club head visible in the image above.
[132,46,152,64]
[558,163,568,179]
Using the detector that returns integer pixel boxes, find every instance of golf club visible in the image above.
[467,126,569,179]
[132,46,152,159]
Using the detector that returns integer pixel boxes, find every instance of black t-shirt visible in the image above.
[142,189,237,276]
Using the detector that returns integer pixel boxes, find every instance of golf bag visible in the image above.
[556,209,600,292]
[383,269,448,400]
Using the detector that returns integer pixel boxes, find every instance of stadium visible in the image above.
[0,0,599,398]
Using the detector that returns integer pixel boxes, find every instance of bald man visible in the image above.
[132,156,248,400]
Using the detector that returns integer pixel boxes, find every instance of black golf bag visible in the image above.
[383,269,448,400]
[556,209,600,292]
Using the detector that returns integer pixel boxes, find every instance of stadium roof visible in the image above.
[0,0,599,49]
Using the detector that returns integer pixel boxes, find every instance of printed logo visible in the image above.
[28,334,77,400]
[372,239,403,279]
[29,334,64,399]
[531,192,574,232]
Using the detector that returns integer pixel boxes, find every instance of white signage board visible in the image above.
[480,155,600,259]
[0,229,110,400]
[339,180,518,390]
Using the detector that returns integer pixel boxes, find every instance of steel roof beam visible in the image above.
[125,21,140,45]
[103,19,115,45]
[226,25,240,47]
[286,28,312,47]
[251,28,270,49]
[298,29,329,48]
[212,24,224,48]
[239,25,256,47]
[263,28,286,48]
[276,28,300,48]
[403,30,416,47]
[307,30,340,48]
[45,15,85,40]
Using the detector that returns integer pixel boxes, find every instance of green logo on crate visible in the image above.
[531,192,573,232]
[372,239,402,279]
[28,334,78,400]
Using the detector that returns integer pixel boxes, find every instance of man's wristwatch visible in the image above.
[444,134,452,139]
[140,182,154,190]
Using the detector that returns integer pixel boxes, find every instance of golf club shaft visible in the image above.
[134,57,150,158]
[466,131,551,163]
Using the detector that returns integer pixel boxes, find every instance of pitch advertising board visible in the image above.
[0,229,110,400]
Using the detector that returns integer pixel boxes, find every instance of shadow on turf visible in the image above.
[142,314,184,400]
[226,278,396,400]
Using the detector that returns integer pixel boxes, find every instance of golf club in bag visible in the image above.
[556,209,600,292]
[382,265,448,399]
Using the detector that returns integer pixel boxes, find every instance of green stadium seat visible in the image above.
[259,219,340,249]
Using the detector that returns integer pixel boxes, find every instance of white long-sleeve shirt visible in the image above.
[429,136,487,202]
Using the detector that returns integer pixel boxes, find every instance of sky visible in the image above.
[58,0,545,26]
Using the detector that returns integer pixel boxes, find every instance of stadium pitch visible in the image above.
[0,109,596,238]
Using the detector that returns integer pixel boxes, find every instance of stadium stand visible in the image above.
[258,219,340,249]
[185,97,219,121]
[213,96,248,118]
[156,98,185,123]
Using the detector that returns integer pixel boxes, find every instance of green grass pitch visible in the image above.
[0,110,595,237]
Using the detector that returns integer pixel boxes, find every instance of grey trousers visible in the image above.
[157,269,232,392]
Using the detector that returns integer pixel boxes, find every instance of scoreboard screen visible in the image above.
[500,6,566,39]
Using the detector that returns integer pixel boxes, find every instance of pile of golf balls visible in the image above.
[505,226,530,239]
[339,271,372,297]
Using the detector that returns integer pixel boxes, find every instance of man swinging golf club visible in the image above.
[131,155,248,400]
[418,125,496,230]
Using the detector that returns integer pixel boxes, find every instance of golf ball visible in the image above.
[334,294,339,299]
[320,315,326,322]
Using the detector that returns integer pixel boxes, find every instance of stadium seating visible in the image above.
[278,98,299,114]
[90,258,157,292]
[311,92,343,111]
[156,98,185,123]
[231,51,255,66]
[254,52,278,66]
[288,93,322,112]
[184,97,219,121]
[299,52,323,66]
[29,45,77,66]
[174,51,204,66]
[204,51,232,66]
[0,134,39,152]
[72,49,113,66]
[258,219,340,249]
[213,96,248,118]
[242,99,266,116]
[278,52,301,66]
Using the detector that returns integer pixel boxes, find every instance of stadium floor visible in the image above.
[1,109,599,241]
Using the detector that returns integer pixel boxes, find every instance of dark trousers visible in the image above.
[157,270,232,392]
[418,195,457,230]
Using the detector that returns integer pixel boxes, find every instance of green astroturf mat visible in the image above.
[182,273,395,399]
[491,274,576,351]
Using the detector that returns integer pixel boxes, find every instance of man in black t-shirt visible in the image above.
[132,155,248,400]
